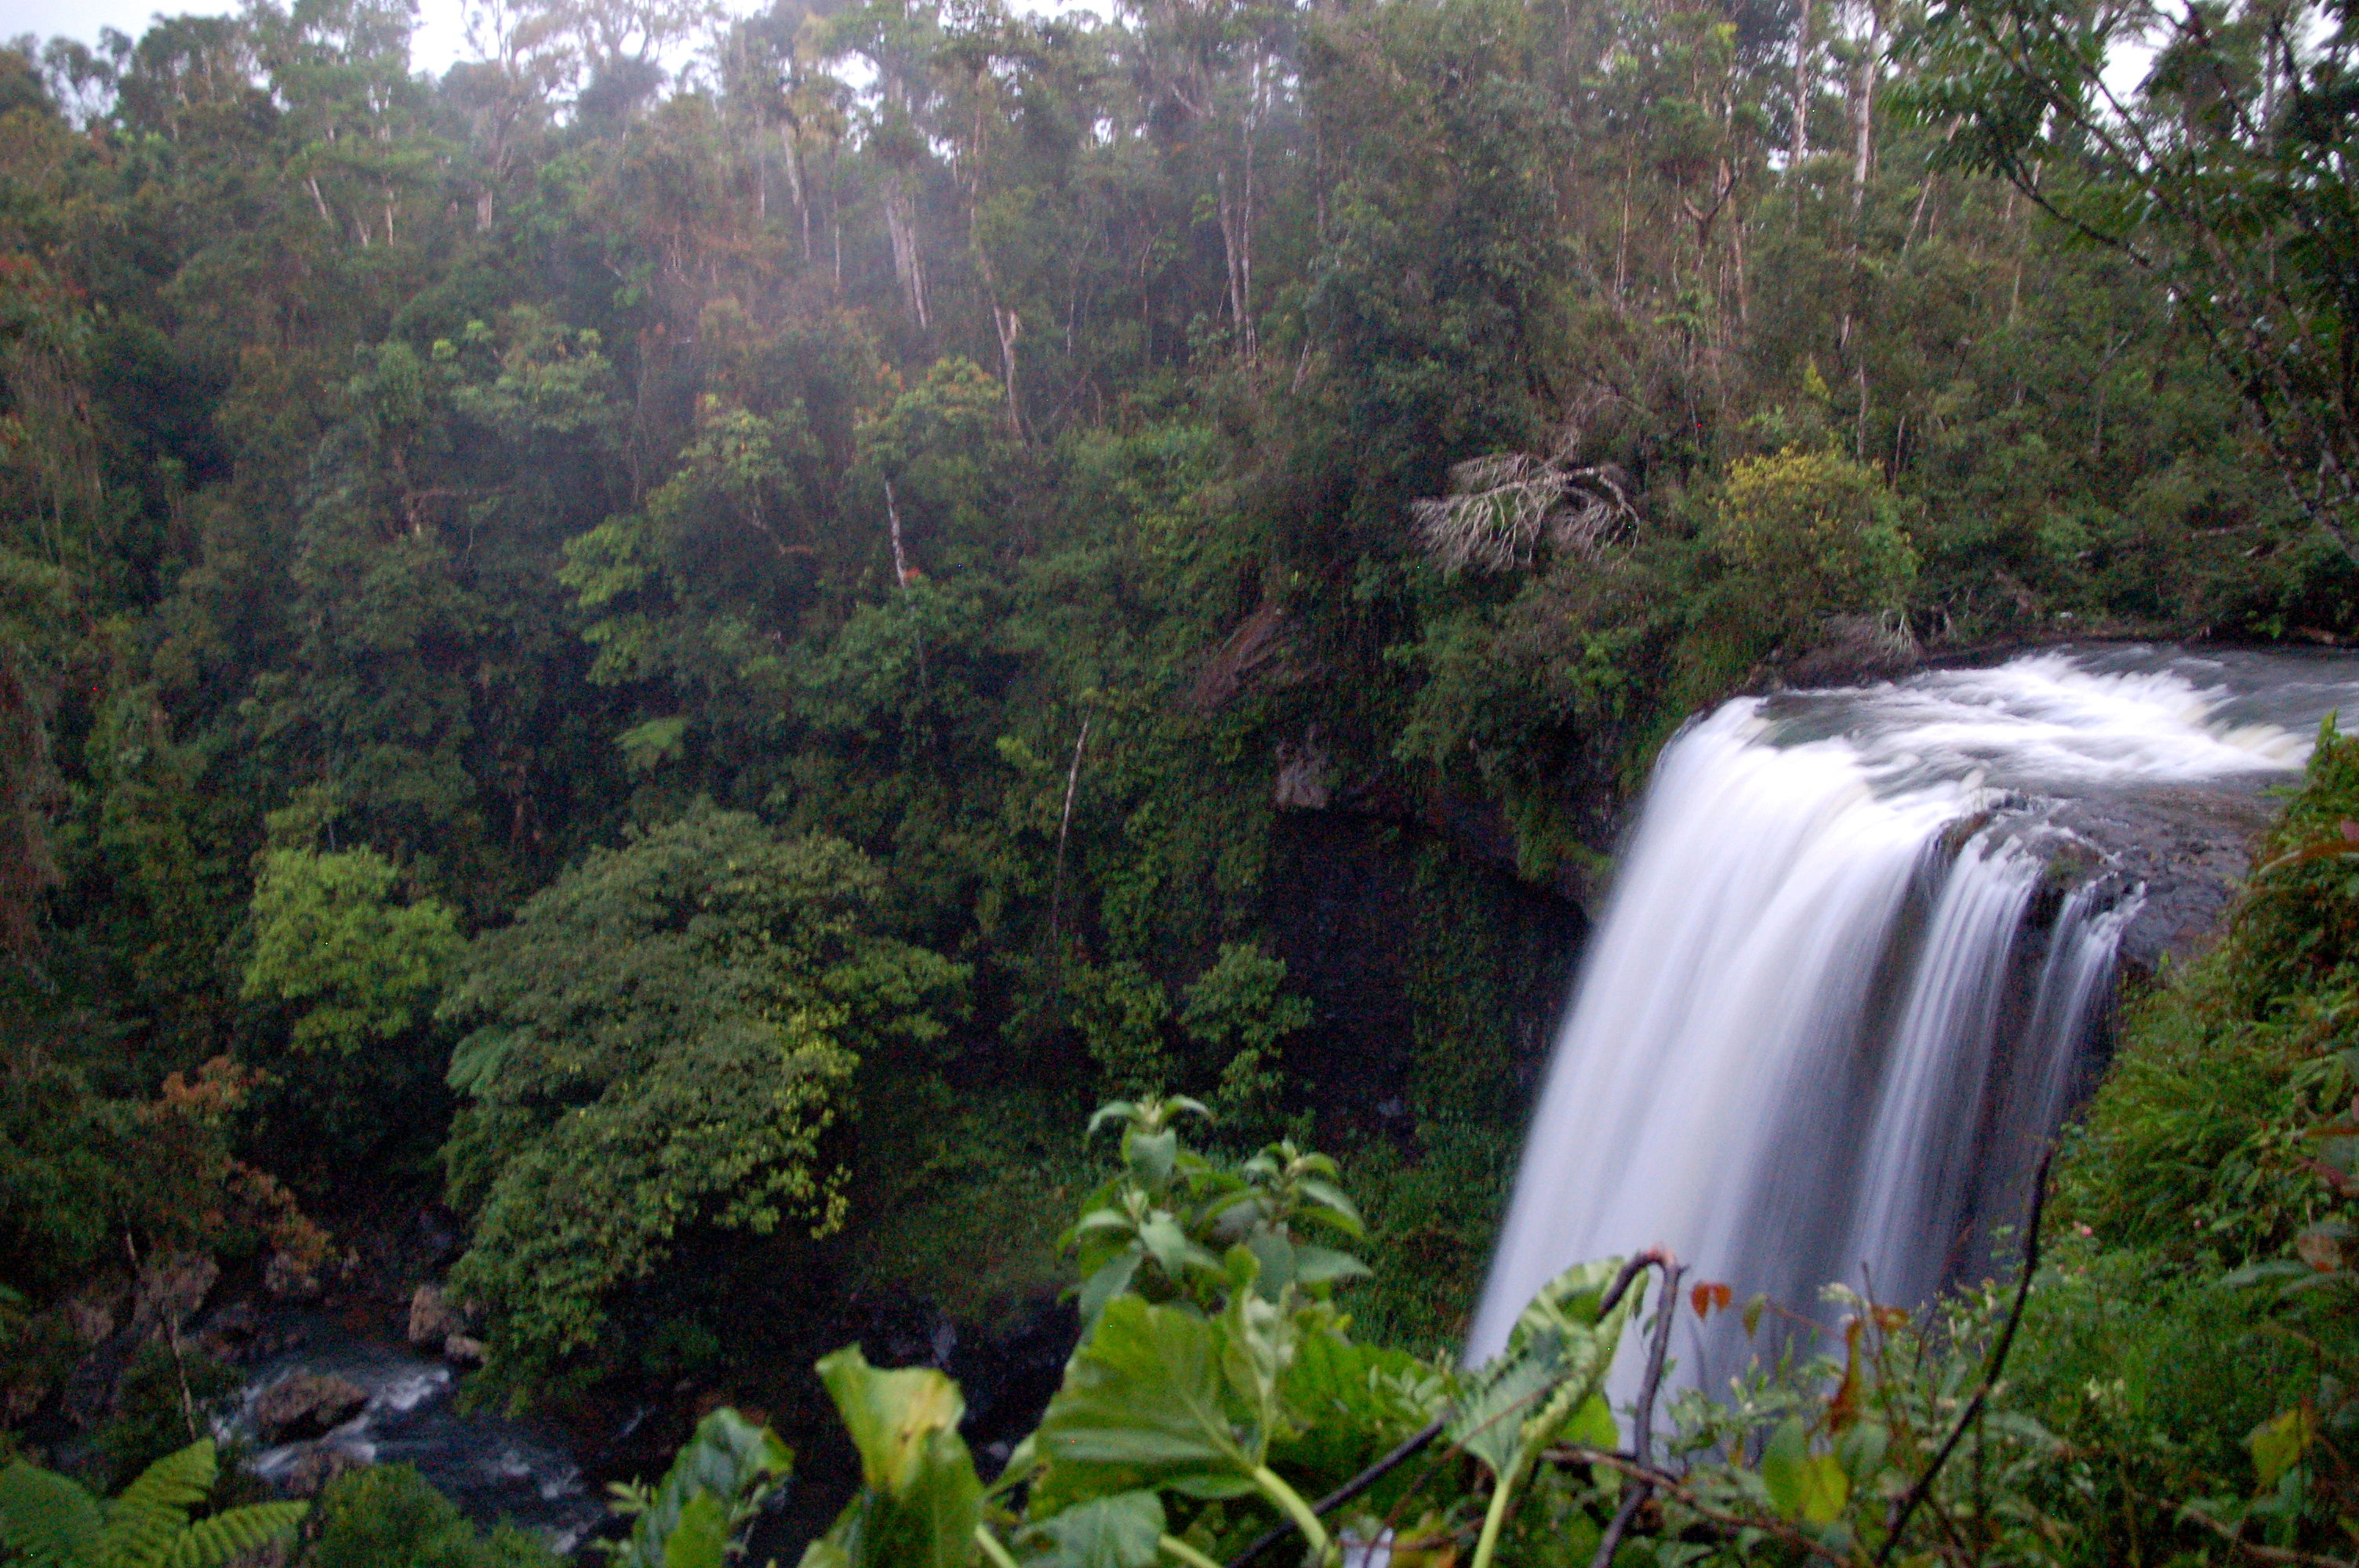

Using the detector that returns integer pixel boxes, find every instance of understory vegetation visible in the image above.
[2,0,2357,1557]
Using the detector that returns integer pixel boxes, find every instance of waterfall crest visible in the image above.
[1467,647,2359,1379]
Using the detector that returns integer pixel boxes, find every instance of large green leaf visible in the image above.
[1759,1419,1849,1525]
[1014,1492,1165,1567]
[1451,1257,1636,1479]
[660,1493,729,1568]
[1031,1294,1267,1511]
[1271,1323,1447,1501]
[1076,1250,1144,1328]
[1454,1258,1641,1568]
[806,1346,983,1568]
[0,1460,103,1568]
[611,1406,792,1568]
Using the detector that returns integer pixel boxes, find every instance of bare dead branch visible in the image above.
[1591,1258,1684,1568]
[1874,1149,2054,1566]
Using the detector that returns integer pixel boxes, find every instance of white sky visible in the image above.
[5,0,2144,99]
[5,0,476,72]
[5,0,1095,76]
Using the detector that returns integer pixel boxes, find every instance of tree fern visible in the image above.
[0,1442,304,1568]
[0,1461,103,1568]
[100,1439,216,1568]
[162,1504,308,1568]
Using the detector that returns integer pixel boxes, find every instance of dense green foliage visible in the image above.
[2,0,2357,1555]
[304,1467,559,1568]
[440,801,964,1392]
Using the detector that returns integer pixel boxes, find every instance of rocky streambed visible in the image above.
[219,1301,604,1551]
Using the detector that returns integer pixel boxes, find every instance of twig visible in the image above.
[1595,1250,1667,1320]
[1045,715,1090,943]
[1591,1258,1683,1568]
[1227,1416,1448,1567]
[1555,1448,1852,1568]
[125,1229,200,1443]
[2179,1501,2357,1568]
[1874,1150,2055,1566]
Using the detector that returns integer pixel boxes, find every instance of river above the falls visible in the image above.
[1467,642,2359,1386]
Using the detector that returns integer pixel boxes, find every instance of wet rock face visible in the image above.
[254,1371,368,1442]
[2048,779,2283,973]
[285,1443,368,1497]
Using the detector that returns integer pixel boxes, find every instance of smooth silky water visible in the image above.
[1467,644,2359,1392]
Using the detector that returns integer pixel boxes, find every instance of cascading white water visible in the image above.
[1467,646,2359,1383]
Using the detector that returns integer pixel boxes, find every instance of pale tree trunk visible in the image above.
[782,123,812,262]
[993,305,1026,441]
[1732,212,1750,328]
[1214,52,1263,359]
[1217,167,1250,352]
[1791,0,1812,169]
[1849,0,1881,218]
[884,173,930,328]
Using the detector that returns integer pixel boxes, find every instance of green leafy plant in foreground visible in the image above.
[0,1439,304,1568]
[631,1083,2357,1568]
[769,1100,2036,1568]
[604,1407,793,1568]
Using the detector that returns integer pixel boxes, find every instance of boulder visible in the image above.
[130,1254,218,1340]
[442,1334,485,1367]
[407,1283,466,1347]
[2046,779,2283,972]
[253,1372,368,1442]
[285,1443,368,1498]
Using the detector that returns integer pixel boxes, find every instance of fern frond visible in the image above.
[101,1441,216,1568]
[162,1503,307,1568]
[0,1460,104,1568]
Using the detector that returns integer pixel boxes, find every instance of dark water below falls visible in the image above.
[220,1311,607,1551]
[1469,644,2359,1395]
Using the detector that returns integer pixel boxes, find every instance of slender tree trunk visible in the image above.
[885,172,929,328]
[1791,0,1812,169]
[885,480,912,586]
[1849,2,1881,219]
[1213,53,1262,360]
[994,306,1027,441]
[1732,212,1750,328]
[783,127,811,262]
[1047,715,1090,943]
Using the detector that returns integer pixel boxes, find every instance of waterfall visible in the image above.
[1466,646,2359,1382]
